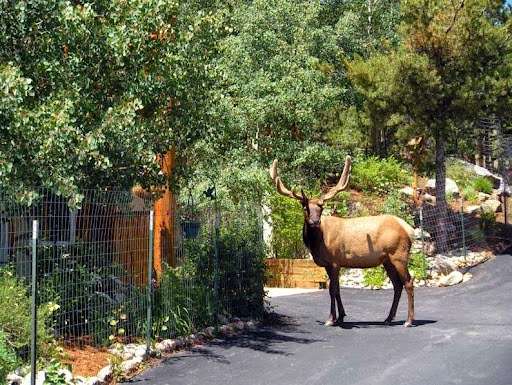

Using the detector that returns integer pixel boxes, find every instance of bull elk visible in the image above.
[270,156,415,327]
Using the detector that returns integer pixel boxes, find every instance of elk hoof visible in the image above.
[324,319,337,327]
[403,320,414,328]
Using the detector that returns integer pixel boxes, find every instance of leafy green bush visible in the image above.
[0,330,19,383]
[461,185,478,203]
[480,210,496,235]
[408,251,428,281]
[351,157,411,195]
[472,176,493,194]
[446,160,475,188]
[362,266,386,288]
[38,244,147,346]
[269,193,308,259]
[0,267,57,367]
[381,190,414,225]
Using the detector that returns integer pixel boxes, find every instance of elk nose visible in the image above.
[309,219,321,227]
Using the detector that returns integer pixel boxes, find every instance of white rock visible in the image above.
[399,186,415,196]
[426,178,459,196]
[245,321,256,330]
[86,377,100,385]
[57,368,73,383]
[73,376,88,385]
[422,193,436,204]
[203,326,215,338]
[414,228,431,240]
[481,199,501,213]
[21,371,45,385]
[96,365,112,383]
[133,345,147,358]
[440,271,464,286]
[7,373,23,385]
[121,356,143,372]
[478,192,491,202]
[430,256,458,275]
[463,272,473,283]
[465,205,481,214]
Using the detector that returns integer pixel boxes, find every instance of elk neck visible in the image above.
[302,220,324,251]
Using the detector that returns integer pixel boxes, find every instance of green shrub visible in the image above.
[446,160,474,188]
[38,245,147,346]
[408,251,428,281]
[472,176,493,194]
[0,267,57,367]
[461,185,478,203]
[381,190,414,225]
[480,210,496,235]
[0,330,19,383]
[270,192,309,259]
[351,157,411,195]
[362,266,386,288]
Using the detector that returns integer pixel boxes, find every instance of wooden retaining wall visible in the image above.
[265,259,327,288]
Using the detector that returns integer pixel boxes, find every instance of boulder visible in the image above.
[414,228,431,240]
[425,178,459,196]
[464,205,481,214]
[399,186,415,197]
[96,365,112,383]
[430,256,458,275]
[478,192,491,202]
[6,373,23,385]
[121,356,143,373]
[440,271,464,286]
[21,371,45,385]
[481,199,501,213]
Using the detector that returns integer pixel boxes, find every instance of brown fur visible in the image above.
[270,158,415,327]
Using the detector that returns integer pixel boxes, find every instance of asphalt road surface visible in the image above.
[132,255,512,385]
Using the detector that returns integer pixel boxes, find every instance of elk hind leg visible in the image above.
[392,260,415,327]
[383,260,403,325]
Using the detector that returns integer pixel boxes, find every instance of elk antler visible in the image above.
[269,159,303,201]
[319,155,352,203]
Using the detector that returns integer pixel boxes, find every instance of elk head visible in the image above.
[269,156,352,228]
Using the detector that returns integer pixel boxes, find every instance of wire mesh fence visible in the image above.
[414,198,489,257]
[0,189,265,361]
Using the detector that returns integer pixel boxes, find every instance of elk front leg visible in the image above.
[325,266,341,326]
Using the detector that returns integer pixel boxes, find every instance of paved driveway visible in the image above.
[132,255,512,385]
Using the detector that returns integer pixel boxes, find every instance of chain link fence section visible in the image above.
[0,189,266,352]
[415,198,489,257]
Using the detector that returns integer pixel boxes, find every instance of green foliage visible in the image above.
[362,266,386,288]
[480,210,496,235]
[38,244,146,346]
[0,330,18,383]
[381,190,414,225]
[0,267,56,361]
[461,185,479,203]
[472,177,493,194]
[269,193,308,259]
[0,0,225,200]
[408,251,428,281]
[446,160,475,189]
[351,157,411,195]
[44,359,69,385]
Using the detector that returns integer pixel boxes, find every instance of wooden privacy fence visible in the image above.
[265,258,327,288]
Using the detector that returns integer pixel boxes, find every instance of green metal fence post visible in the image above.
[213,205,220,325]
[30,220,38,385]
[460,198,467,258]
[419,206,424,254]
[146,210,154,357]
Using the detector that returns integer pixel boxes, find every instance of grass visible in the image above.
[408,251,428,281]
[362,266,386,288]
